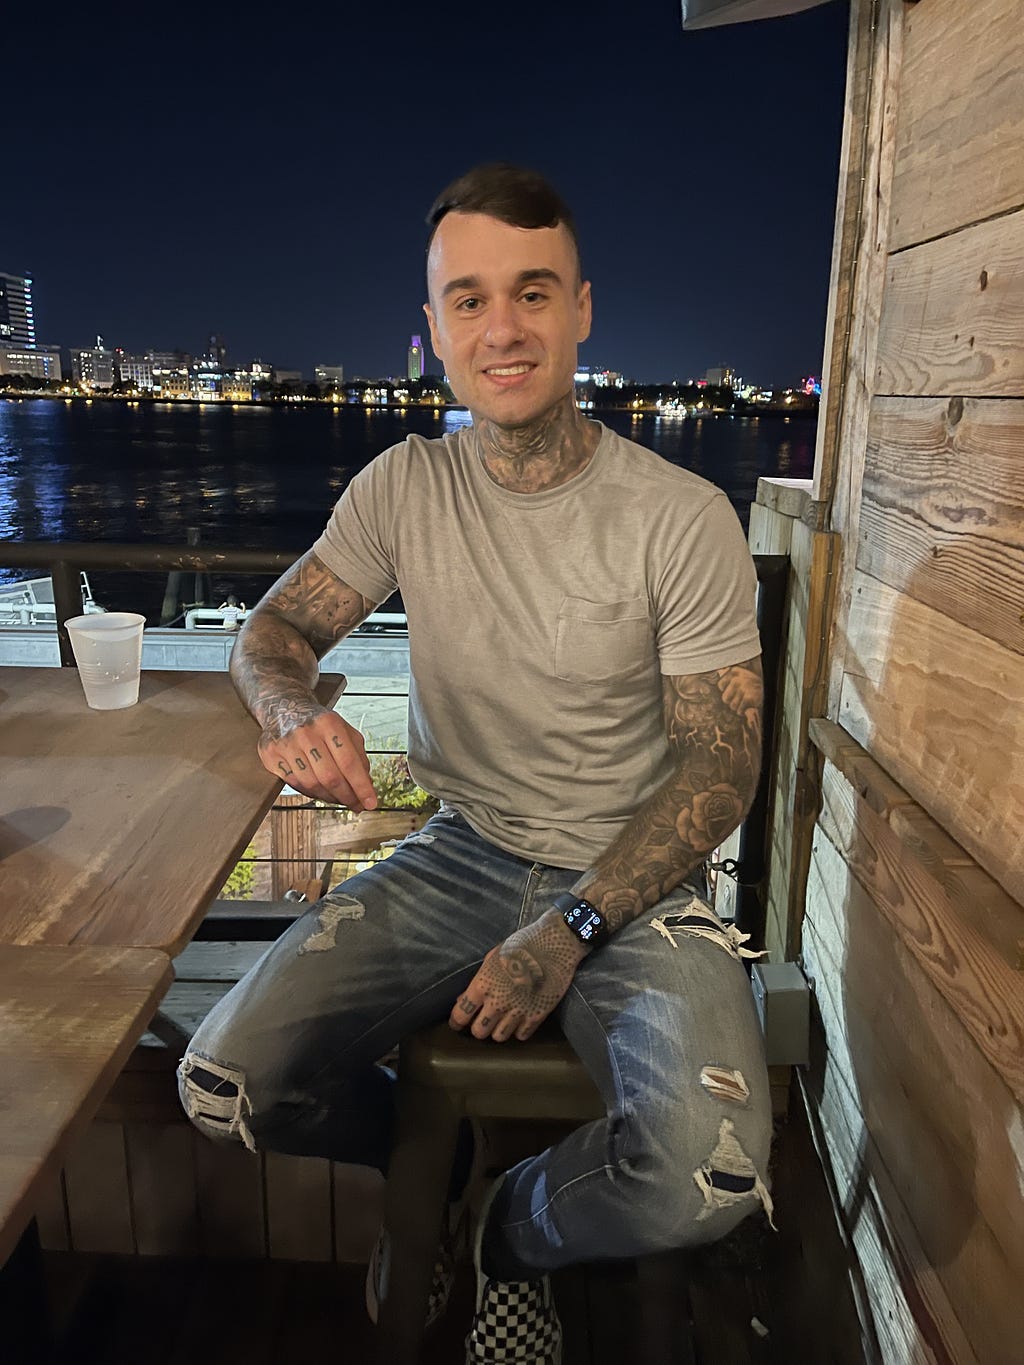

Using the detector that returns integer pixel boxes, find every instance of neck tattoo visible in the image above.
[473,395,600,494]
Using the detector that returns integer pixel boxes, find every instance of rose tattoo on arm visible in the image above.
[574,658,764,933]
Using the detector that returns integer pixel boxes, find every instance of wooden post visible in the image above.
[270,794,319,899]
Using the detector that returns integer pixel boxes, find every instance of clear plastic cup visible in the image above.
[65,612,146,709]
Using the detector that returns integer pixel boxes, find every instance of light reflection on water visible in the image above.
[0,401,816,613]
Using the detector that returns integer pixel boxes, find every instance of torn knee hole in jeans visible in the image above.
[179,1053,257,1152]
[650,898,766,962]
[700,1065,749,1105]
[298,894,365,954]
[693,1118,775,1229]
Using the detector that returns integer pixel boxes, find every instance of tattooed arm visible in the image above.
[230,549,380,810]
[449,657,763,1043]
[571,657,763,923]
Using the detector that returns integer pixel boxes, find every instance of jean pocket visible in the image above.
[554,595,650,684]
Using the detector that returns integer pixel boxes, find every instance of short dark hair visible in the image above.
[426,162,582,278]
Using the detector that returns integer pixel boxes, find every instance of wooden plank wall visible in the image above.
[801,0,1024,1358]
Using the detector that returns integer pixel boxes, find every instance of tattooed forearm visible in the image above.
[574,658,764,934]
[229,550,375,734]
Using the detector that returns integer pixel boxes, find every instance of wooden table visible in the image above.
[0,667,344,956]
[0,943,173,1266]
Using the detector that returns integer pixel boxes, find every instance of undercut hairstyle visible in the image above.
[426,163,582,282]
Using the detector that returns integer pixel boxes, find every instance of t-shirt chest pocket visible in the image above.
[554,595,651,684]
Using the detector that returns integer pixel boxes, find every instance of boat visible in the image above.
[0,573,104,627]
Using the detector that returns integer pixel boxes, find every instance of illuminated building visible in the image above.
[207,333,228,367]
[0,344,62,380]
[407,334,424,381]
[116,351,155,390]
[0,273,35,347]
[704,365,736,388]
[71,339,115,389]
[315,364,345,390]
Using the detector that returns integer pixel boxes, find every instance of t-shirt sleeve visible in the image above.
[653,492,761,675]
[310,450,400,604]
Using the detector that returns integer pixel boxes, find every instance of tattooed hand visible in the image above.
[257,708,377,811]
[449,911,588,1043]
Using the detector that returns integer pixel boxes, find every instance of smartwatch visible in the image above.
[553,892,609,951]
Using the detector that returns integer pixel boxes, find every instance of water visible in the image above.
[0,400,816,618]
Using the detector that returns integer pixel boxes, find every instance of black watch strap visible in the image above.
[553,892,609,950]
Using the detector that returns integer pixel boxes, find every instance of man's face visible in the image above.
[424,211,591,428]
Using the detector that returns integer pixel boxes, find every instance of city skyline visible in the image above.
[6,2,849,385]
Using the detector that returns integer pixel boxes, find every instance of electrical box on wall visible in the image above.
[751,961,810,1066]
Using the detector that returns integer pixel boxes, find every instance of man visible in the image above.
[179,163,773,1364]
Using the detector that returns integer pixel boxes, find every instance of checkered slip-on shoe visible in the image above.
[465,1177,562,1365]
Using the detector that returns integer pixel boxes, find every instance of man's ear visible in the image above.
[576,280,593,344]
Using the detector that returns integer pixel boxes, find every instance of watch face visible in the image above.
[562,899,605,943]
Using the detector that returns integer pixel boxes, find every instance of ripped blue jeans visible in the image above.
[178,807,773,1278]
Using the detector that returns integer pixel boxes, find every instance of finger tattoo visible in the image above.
[295,757,307,771]
[457,995,479,1015]
[310,747,321,761]
[278,762,293,777]
[332,736,345,750]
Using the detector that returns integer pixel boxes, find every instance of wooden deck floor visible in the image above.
[28,1088,867,1365]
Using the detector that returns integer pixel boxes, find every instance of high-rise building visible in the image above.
[71,338,115,389]
[315,364,345,390]
[207,334,227,367]
[0,273,36,348]
[407,334,424,381]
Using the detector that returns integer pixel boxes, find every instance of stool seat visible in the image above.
[402,1020,603,1121]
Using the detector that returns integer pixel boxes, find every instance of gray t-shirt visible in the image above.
[313,421,760,870]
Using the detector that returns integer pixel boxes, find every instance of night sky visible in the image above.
[10,1,849,387]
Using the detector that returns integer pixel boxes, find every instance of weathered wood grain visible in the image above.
[875,208,1024,397]
[816,759,1024,1101]
[889,0,1024,253]
[0,668,344,957]
[823,0,905,718]
[857,396,1024,656]
[0,941,171,1263]
[839,570,1024,904]
[804,833,1024,1362]
[811,717,1024,974]
[813,0,902,512]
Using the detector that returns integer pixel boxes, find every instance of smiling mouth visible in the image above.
[483,364,535,377]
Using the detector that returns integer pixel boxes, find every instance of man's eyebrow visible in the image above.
[441,274,481,299]
[441,267,564,300]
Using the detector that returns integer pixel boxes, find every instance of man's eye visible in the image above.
[521,291,546,304]
[458,298,481,312]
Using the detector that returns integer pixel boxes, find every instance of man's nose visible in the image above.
[483,301,524,347]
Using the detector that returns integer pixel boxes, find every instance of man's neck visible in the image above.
[473,395,600,494]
